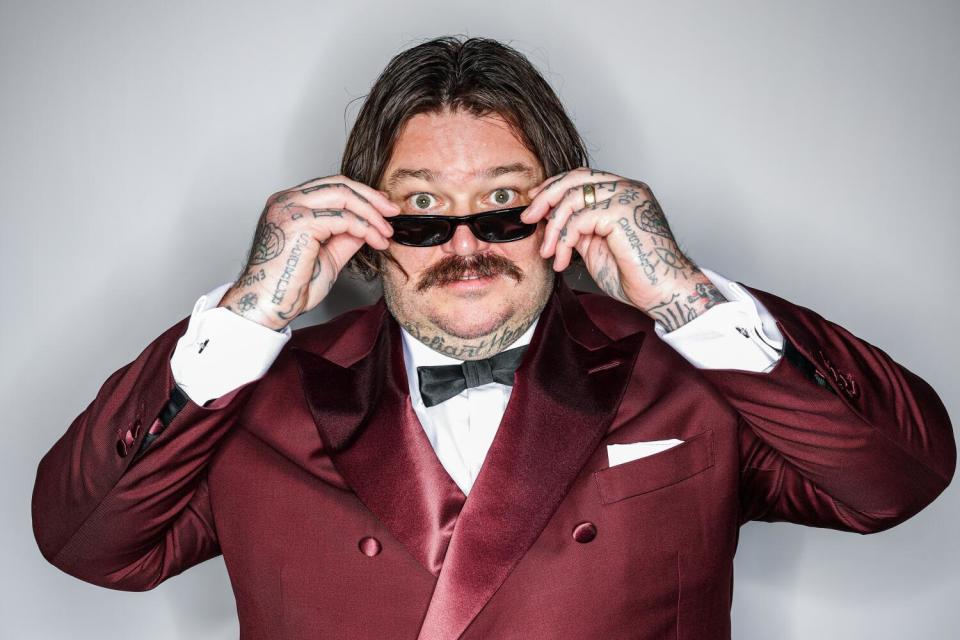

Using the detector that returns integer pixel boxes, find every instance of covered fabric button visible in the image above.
[358,536,382,557]
[572,521,597,543]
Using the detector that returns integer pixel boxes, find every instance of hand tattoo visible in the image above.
[250,221,285,265]
[633,199,672,239]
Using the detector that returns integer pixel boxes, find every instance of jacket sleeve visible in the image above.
[31,314,261,590]
[699,285,956,534]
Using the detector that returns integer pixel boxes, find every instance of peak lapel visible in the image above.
[291,305,466,577]
[417,282,646,640]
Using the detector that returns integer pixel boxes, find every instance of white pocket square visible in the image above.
[607,439,685,467]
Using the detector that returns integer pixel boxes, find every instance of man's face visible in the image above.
[379,108,554,354]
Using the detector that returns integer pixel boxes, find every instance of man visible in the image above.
[33,36,955,639]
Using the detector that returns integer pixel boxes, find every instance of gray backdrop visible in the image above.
[3,1,957,638]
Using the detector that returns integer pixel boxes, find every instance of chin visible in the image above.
[427,303,513,340]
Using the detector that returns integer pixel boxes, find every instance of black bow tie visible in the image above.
[416,345,529,408]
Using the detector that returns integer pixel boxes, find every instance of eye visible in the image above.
[491,188,517,206]
[408,193,437,210]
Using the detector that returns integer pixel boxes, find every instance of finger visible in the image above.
[287,177,400,237]
[309,209,391,250]
[345,210,393,250]
[553,207,618,271]
[522,167,614,224]
[290,175,333,190]
[294,175,401,217]
[538,181,633,256]
[553,213,582,271]
[526,170,570,200]
[540,183,620,259]
[539,185,590,259]
[318,233,367,277]
[293,183,397,238]
[521,170,581,223]
[340,179,403,217]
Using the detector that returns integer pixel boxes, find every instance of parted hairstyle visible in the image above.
[340,35,589,280]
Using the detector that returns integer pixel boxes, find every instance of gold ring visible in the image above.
[582,183,596,208]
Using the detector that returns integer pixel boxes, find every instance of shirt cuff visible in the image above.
[654,267,784,372]
[170,281,292,406]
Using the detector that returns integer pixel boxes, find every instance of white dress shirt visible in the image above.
[169,268,784,495]
[399,320,538,494]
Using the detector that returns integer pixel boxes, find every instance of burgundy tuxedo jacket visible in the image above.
[33,279,955,639]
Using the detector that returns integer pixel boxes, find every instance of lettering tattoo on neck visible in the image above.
[401,312,539,360]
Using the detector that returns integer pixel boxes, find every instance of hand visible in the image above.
[521,167,727,331]
[218,176,400,331]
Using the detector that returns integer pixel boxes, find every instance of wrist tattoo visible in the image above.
[237,293,257,313]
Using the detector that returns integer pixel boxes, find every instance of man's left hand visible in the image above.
[521,167,727,331]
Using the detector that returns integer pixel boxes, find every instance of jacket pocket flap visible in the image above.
[594,429,715,505]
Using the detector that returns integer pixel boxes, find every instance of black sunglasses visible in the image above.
[387,205,537,247]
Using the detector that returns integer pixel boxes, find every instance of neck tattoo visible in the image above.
[400,312,539,361]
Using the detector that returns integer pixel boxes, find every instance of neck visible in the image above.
[399,311,540,361]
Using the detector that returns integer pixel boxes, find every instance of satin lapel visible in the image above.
[417,281,646,640]
[291,306,466,577]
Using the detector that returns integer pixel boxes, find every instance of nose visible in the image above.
[442,219,491,256]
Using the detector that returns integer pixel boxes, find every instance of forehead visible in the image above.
[381,110,543,190]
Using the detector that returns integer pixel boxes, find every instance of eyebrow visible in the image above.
[384,162,537,191]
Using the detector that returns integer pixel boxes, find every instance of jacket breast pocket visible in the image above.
[593,429,715,505]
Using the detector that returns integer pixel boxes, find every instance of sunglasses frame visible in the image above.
[387,205,537,247]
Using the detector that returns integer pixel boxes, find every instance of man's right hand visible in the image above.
[218,176,400,331]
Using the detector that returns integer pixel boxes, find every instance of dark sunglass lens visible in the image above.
[471,209,536,242]
[390,218,452,246]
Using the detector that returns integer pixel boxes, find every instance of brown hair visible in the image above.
[340,36,590,279]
